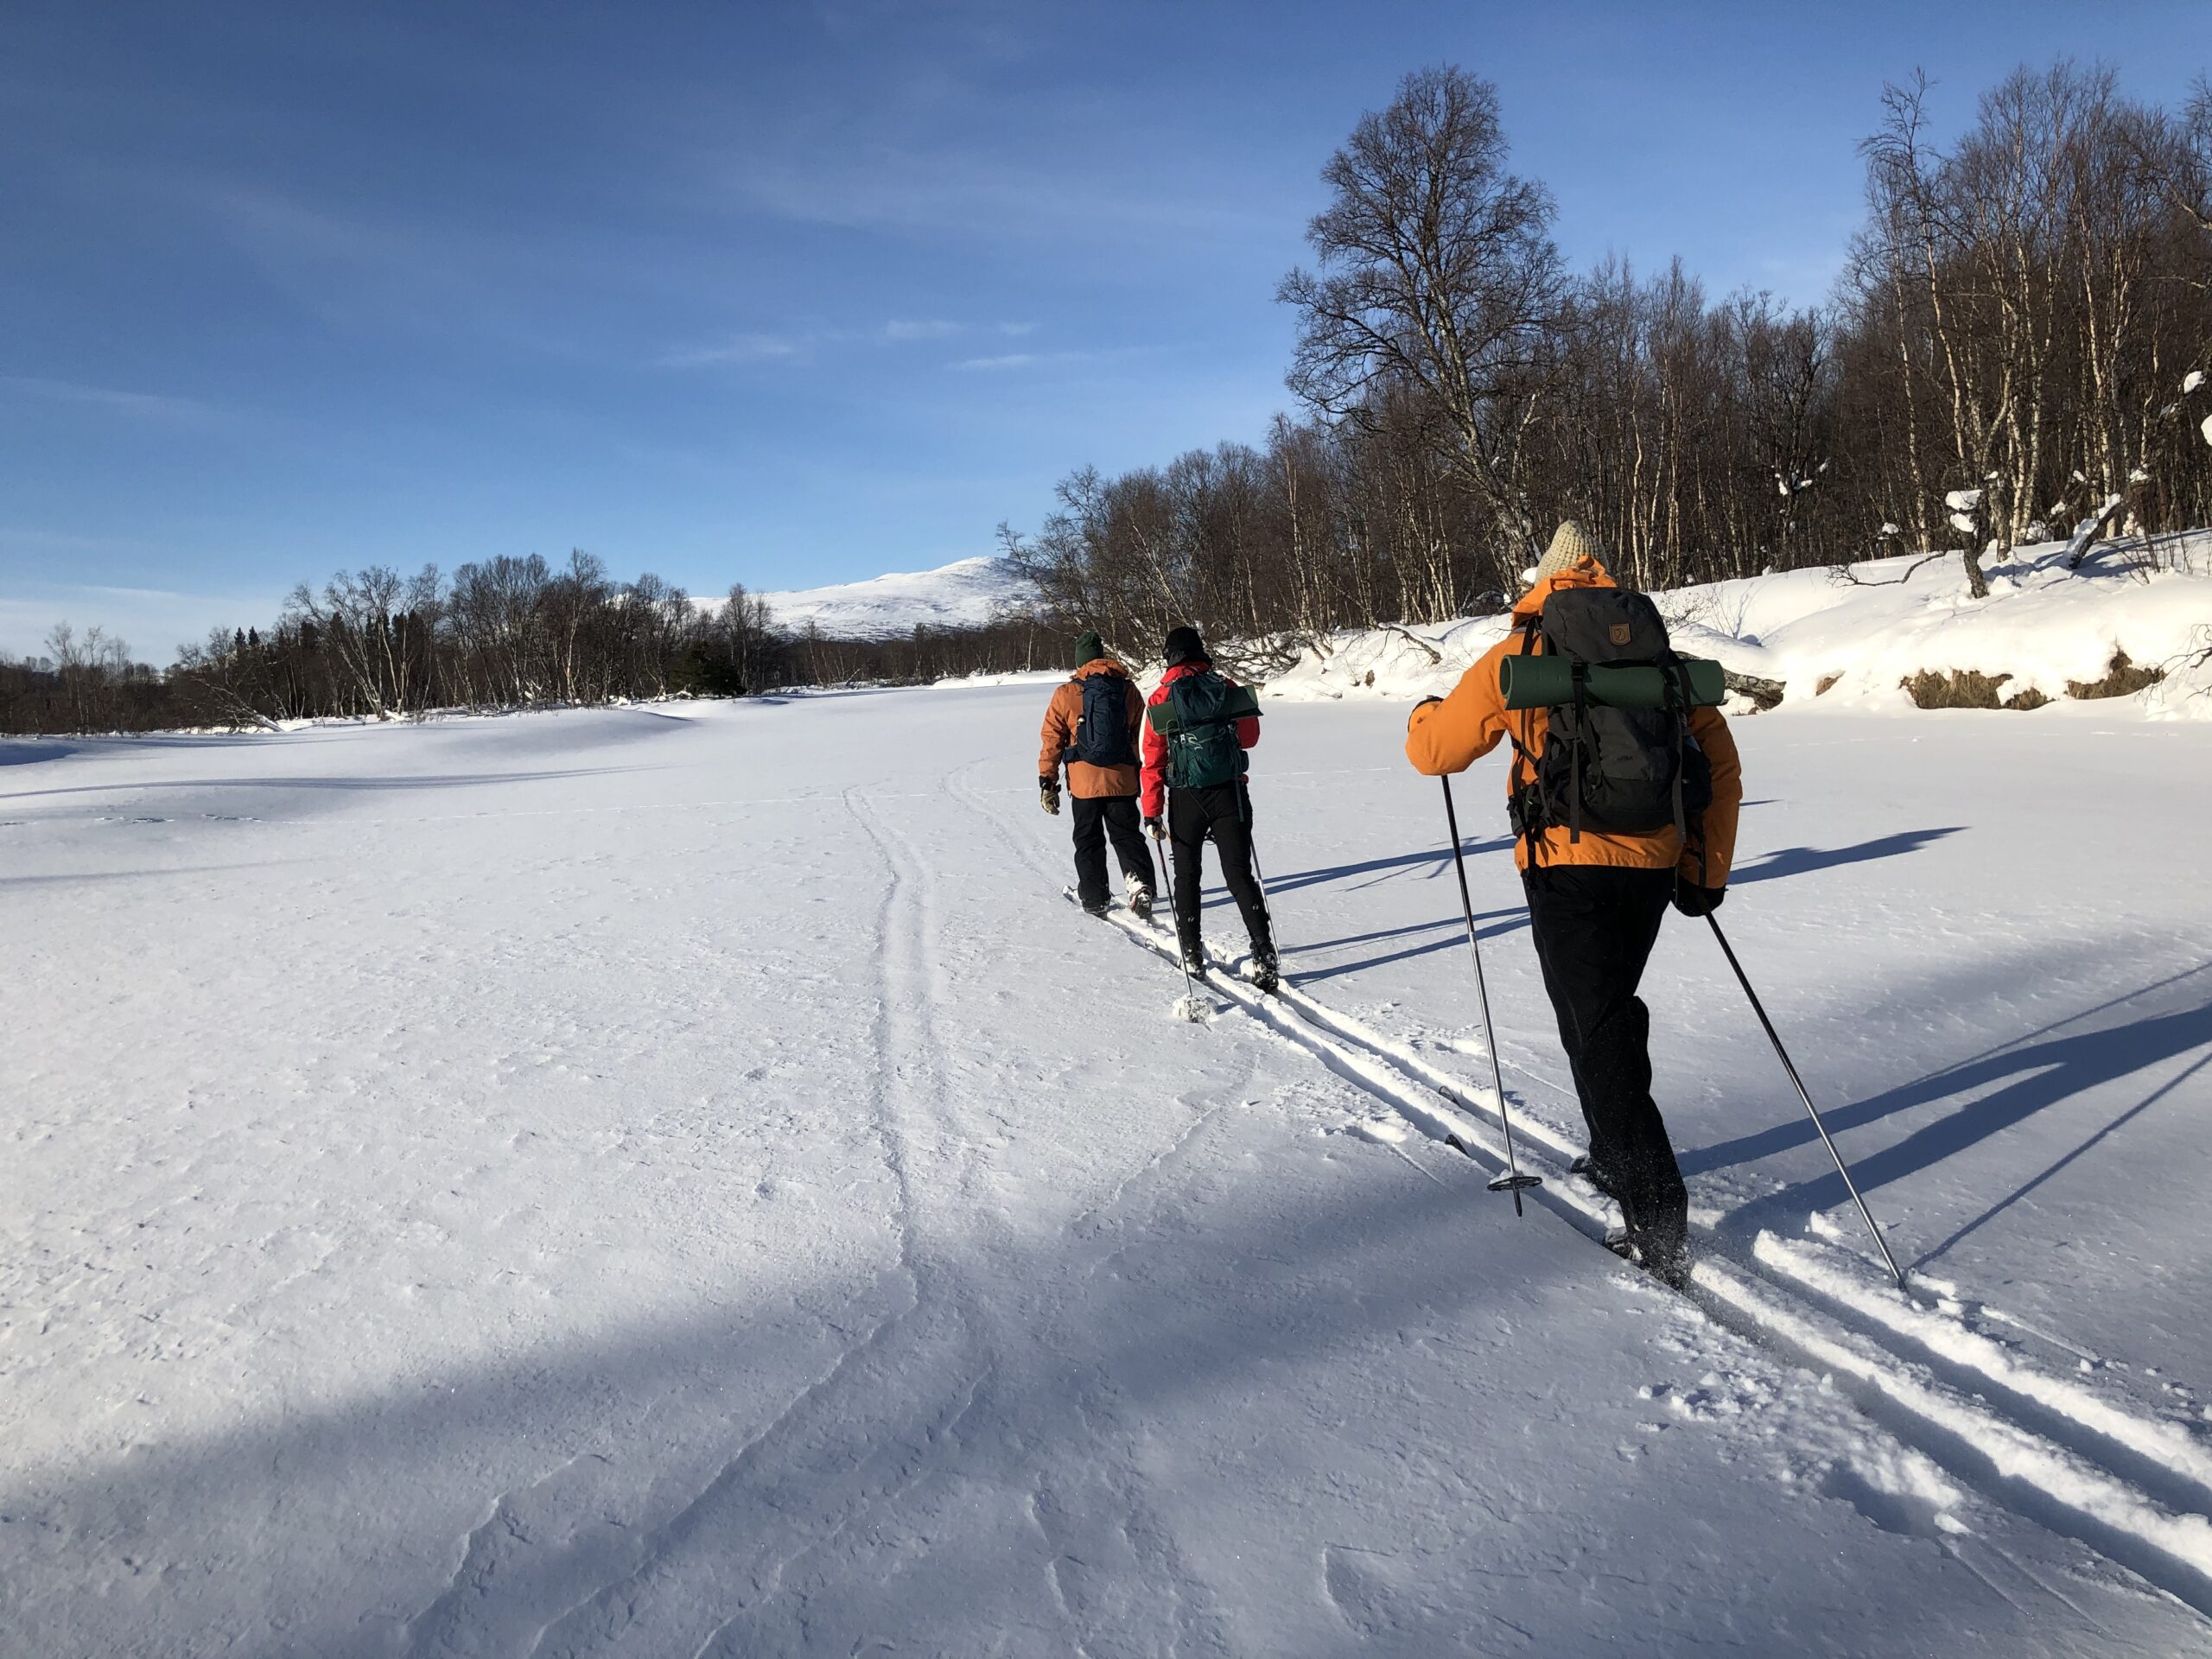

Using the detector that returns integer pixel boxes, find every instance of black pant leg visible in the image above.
[1523,866,1684,1224]
[1168,789,1208,950]
[1206,791,1272,950]
[1099,797,1156,893]
[1523,886,1599,1136]
[1070,794,1111,908]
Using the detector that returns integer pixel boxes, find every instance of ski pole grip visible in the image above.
[1500,656,1726,711]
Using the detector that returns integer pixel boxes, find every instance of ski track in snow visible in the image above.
[949,762,2212,1621]
[501,780,1224,1658]
[505,791,981,1659]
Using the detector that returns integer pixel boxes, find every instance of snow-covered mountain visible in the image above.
[752,556,1036,640]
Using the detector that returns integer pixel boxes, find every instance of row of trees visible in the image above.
[0,553,1063,735]
[1011,61,2212,645]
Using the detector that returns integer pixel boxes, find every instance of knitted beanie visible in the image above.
[1529,521,1603,587]
[1161,626,1206,667]
[1073,629,1105,664]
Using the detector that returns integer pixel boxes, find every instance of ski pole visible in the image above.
[1440,776,1541,1215]
[1156,798,1203,1019]
[1241,783,1276,938]
[1704,910,1908,1291]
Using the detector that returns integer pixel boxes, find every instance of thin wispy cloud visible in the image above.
[721,144,1274,249]
[0,575,291,662]
[666,319,1044,366]
[658,332,811,368]
[950,353,1040,372]
[949,348,1096,372]
[0,374,232,428]
[886,319,1035,341]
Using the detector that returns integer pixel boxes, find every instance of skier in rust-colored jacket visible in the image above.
[1039,630,1157,918]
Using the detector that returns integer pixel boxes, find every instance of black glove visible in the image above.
[1142,815,1165,840]
[1039,776,1060,817]
[1408,694,1443,732]
[1673,881,1725,918]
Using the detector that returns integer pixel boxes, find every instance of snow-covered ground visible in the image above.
[5,683,2212,1654]
[1269,537,2212,719]
[747,555,1035,639]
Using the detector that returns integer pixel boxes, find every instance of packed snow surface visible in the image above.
[5,683,2212,1655]
[747,555,1034,639]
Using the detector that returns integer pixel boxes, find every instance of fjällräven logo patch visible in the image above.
[1609,622,1633,645]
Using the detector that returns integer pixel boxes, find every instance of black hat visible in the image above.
[1162,626,1206,667]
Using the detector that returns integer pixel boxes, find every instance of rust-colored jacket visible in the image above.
[1039,658,1147,798]
[1404,559,1743,881]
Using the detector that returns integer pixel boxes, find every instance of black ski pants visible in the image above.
[1167,781,1272,954]
[1521,863,1687,1230]
[1072,793,1157,910]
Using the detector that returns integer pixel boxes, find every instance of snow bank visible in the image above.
[1264,537,2212,720]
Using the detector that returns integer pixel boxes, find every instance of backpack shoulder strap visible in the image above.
[1507,620,1547,865]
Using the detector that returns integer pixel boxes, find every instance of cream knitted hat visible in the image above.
[1527,520,1602,587]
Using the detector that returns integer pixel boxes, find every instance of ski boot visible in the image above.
[1569,1154,1622,1204]
[1245,940,1280,995]
[1615,1195,1691,1290]
[1624,1220,1691,1290]
[1177,927,1209,980]
[1127,874,1154,923]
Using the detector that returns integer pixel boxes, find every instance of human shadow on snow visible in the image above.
[1922,1048,2212,1267]
[1198,823,1964,988]
[1694,999,2212,1247]
[1280,909,1528,984]
[1732,826,1967,887]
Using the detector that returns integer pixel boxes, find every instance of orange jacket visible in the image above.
[1404,559,1743,882]
[1039,658,1147,798]
[1140,660,1259,817]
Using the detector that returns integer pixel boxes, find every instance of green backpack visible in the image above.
[1151,671,1258,790]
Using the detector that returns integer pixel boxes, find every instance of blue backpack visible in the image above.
[1070,671,1137,768]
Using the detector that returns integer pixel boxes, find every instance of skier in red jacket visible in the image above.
[1141,626,1274,990]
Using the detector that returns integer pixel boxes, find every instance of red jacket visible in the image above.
[1141,660,1261,817]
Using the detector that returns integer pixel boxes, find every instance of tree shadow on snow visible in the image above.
[0,1151,1576,1659]
[0,739,81,768]
[0,765,653,803]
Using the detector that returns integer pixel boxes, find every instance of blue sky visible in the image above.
[3,0,2205,659]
